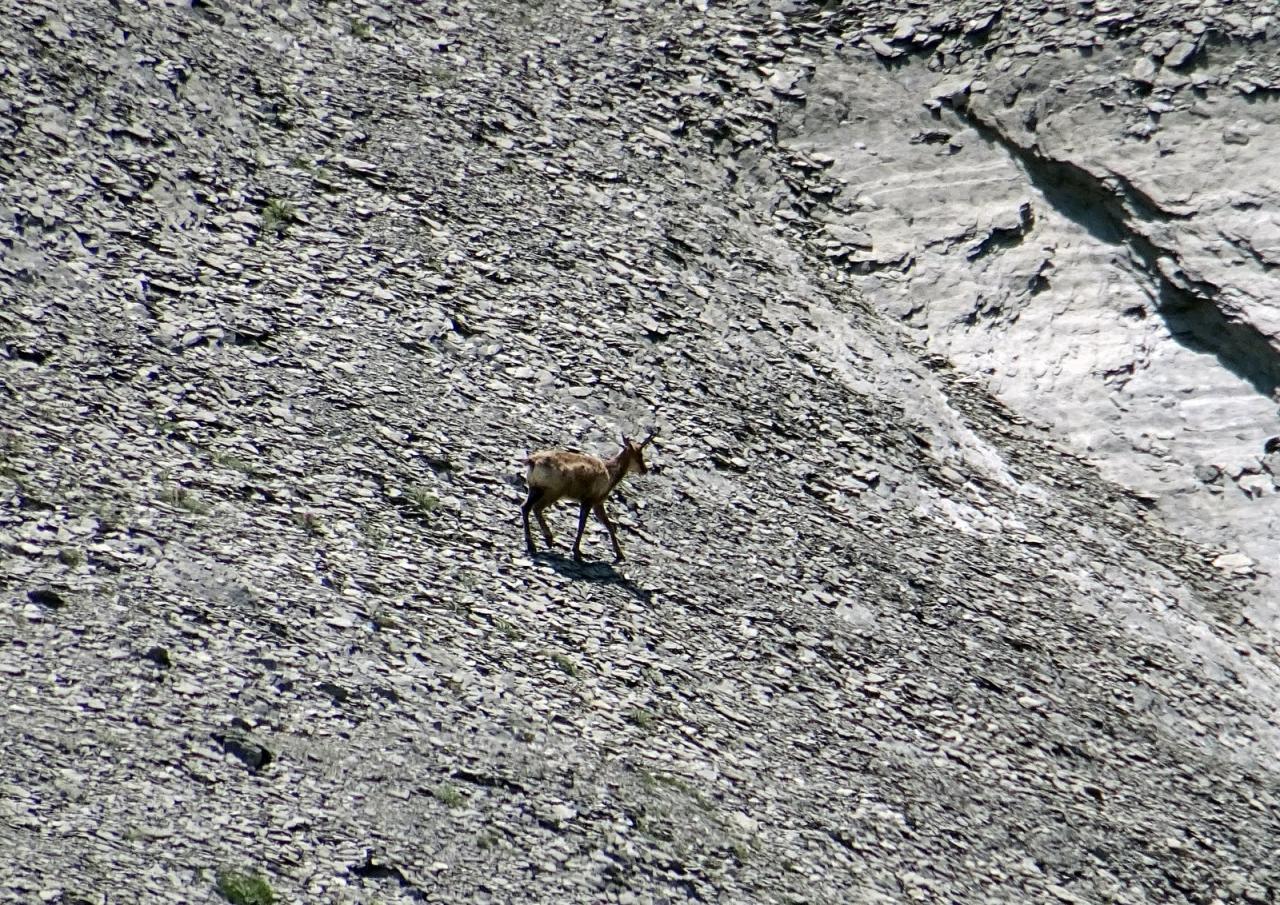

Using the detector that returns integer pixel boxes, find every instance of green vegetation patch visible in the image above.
[215,868,276,905]
[433,783,465,808]
[260,198,296,236]
[405,485,440,515]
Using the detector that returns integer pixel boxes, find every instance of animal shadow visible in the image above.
[532,551,654,604]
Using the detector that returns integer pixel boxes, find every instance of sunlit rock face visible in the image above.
[770,28,1280,617]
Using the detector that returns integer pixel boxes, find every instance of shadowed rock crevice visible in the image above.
[960,104,1280,398]
[350,853,426,901]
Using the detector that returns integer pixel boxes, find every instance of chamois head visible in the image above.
[617,431,657,478]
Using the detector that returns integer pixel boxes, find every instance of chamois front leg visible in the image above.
[521,487,544,553]
[594,501,624,562]
[571,500,592,562]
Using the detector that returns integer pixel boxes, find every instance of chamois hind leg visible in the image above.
[535,501,555,548]
[571,501,591,562]
[521,487,543,553]
[594,502,624,562]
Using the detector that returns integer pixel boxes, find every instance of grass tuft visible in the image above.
[551,653,579,678]
[368,605,398,631]
[261,198,296,236]
[212,451,256,475]
[433,783,464,808]
[291,510,322,535]
[493,617,522,640]
[405,485,439,515]
[0,432,24,482]
[160,485,210,515]
[215,868,276,905]
[626,707,654,729]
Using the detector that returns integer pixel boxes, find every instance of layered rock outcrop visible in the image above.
[760,3,1280,615]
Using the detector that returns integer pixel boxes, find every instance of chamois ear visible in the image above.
[639,430,657,449]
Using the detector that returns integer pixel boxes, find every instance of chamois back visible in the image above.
[525,451,612,503]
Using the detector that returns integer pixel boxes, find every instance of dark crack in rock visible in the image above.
[212,731,275,774]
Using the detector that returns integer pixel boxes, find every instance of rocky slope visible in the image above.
[2,1,1279,903]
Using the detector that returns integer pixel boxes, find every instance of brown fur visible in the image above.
[522,433,655,562]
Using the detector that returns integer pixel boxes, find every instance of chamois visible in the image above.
[522,432,656,562]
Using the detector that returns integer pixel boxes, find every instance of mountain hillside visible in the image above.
[3,1,1279,903]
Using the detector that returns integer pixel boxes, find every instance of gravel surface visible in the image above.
[2,1,1279,903]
